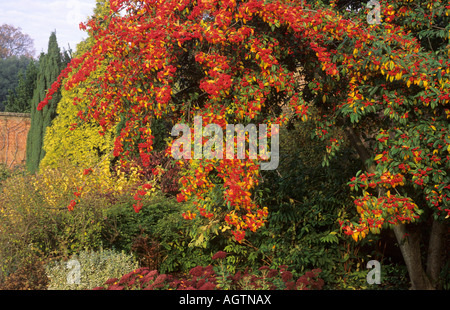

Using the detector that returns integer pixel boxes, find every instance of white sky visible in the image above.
[0,0,97,58]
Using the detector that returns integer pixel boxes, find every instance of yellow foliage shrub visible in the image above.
[35,159,144,210]
[41,0,114,172]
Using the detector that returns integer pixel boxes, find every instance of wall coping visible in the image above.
[0,112,31,118]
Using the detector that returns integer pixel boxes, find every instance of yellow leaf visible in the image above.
[389,60,395,70]
[374,154,383,161]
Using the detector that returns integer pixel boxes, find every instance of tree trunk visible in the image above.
[392,223,434,290]
[426,219,446,289]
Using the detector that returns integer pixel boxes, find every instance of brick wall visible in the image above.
[0,112,31,167]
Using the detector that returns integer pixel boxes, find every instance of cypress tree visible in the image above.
[26,32,70,173]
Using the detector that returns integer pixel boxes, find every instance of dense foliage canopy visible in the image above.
[39,0,449,238]
[36,0,450,289]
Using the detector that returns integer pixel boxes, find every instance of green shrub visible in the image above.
[101,193,177,254]
[45,248,139,290]
[101,192,214,274]
[41,194,108,257]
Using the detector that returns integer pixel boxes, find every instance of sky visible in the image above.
[0,0,98,58]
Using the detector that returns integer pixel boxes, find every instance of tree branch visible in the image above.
[343,125,373,172]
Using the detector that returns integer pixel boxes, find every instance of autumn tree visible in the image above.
[320,0,450,290]
[0,24,35,59]
[38,0,449,289]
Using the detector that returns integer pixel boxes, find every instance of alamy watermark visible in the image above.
[367,0,381,25]
[170,116,279,170]
[366,260,381,285]
[66,258,81,285]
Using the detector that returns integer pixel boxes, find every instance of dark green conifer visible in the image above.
[26,32,70,173]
